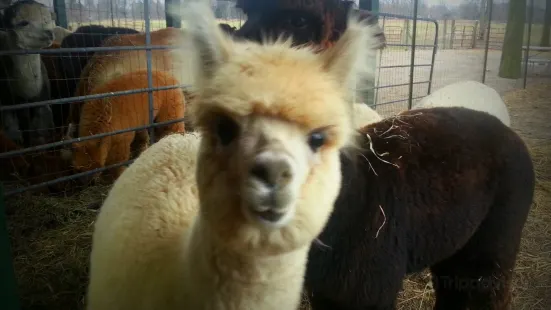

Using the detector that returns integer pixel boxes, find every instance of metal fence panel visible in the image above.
[370,12,438,117]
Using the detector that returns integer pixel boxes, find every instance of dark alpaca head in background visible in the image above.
[218,23,237,35]
[234,0,385,50]
[235,7,324,47]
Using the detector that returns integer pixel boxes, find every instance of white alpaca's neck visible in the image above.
[182,216,309,310]
[10,53,44,99]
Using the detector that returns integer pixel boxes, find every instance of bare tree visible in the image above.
[542,0,551,46]
[498,0,527,78]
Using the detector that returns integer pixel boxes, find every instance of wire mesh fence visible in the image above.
[0,0,191,198]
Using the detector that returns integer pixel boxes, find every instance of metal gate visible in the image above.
[369,12,438,117]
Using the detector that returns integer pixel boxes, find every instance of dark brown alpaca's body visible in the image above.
[234,0,385,50]
[305,107,535,310]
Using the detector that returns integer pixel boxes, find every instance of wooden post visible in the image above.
[450,20,456,49]
[0,186,20,310]
[472,21,479,48]
[461,26,466,47]
[442,19,448,50]
[404,19,410,45]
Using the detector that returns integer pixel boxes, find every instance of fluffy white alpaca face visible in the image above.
[195,106,345,255]
[5,2,55,49]
[220,116,323,229]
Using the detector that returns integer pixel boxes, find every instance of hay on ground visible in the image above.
[5,185,109,309]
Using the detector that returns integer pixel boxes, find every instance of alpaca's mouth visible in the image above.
[244,179,296,228]
[252,208,286,223]
[247,205,294,229]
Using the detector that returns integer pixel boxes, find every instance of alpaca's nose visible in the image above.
[250,151,294,189]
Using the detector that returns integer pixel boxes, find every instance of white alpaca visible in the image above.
[353,103,382,129]
[52,26,71,43]
[85,2,381,310]
[0,0,56,146]
[412,80,511,126]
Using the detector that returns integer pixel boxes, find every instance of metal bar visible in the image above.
[385,43,436,48]
[0,185,20,308]
[368,80,430,90]
[3,160,135,197]
[523,0,534,89]
[0,85,187,112]
[482,0,494,84]
[374,15,387,105]
[144,0,156,144]
[0,45,174,56]
[353,80,431,92]
[0,118,187,159]
[378,64,432,69]
[374,95,426,107]
[427,20,439,94]
[375,12,437,23]
[408,0,419,110]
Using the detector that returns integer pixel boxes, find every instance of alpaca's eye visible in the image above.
[289,16,308,29]
[16,21,30,27]
[215,115,240,146]
[307,130,327,152]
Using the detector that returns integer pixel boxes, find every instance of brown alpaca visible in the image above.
[67,27,188,131]
[71,69,185,182]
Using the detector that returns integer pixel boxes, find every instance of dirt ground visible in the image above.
[3,79,551,309]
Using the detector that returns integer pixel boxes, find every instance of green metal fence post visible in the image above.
[53,0,68,29]
[0,185,20,310]
[165,0,182,28]
[360,0,379,108]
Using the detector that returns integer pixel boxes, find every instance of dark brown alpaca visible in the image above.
[305,107,535,310]
[234,0,385,50]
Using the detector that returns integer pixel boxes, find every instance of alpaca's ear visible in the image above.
[319,13,382,95]
[168,1,233,88]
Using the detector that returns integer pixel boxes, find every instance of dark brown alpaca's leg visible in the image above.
[430,200,523,310]
[130,130,149,159]
[430,144,533,310]
[309,295,396,310]
[154,121,185,141]
[307,265,402,310]
[430,260,474,310]
[103,133,133,183]
[431,250,514,310]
